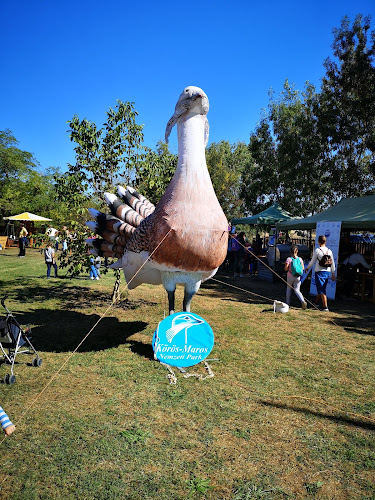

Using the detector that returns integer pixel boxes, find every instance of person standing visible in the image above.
[61,226,70,254]
[226,230,236,273]
[94,256,101,277]
[18,224,28,257]
[252,234,263,277]
[233,232,246,277]
[284,245,307,309]
[340,249,375,297]
[89,255,99,280]
[54,233,59,251]
[305,235,336,311]
[46,225,58,243]
[44,243,58,279]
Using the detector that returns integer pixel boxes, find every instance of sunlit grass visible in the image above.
[0,247,374,499]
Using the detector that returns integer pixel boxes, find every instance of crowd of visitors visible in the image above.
[13,223,104,282]
[11,221,375,303]
[226,230,264,277]
[224,227,374,310]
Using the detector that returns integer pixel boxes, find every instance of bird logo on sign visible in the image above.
[165,314,204,345]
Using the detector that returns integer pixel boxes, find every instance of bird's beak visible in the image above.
[191,93,203,101]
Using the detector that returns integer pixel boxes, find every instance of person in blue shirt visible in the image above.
[0,405,15,436]
[89,256,99,280]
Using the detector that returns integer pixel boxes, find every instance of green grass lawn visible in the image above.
[0,247,374,499]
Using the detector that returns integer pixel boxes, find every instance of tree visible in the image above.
[242,16,375,217]
[55,100,144,219]
[320,14,375,189]
[0,129,38,218]
[242,81,332,217]
[269,81,333,215]
[205,140,248,219]
[55,100,145,278]
[134,140,177,204]
[240,119,279,214]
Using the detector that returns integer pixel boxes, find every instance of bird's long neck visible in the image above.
[177,113,207,174]
[154,108,225,236]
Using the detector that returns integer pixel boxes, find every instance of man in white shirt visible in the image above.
[305,235,336,311]
[342,252,373,270]
[46,226,58,240]
[341,250,374,297]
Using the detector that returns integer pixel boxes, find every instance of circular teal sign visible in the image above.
[152,312,214,367]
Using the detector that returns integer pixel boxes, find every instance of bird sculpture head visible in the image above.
[165,86,209,143]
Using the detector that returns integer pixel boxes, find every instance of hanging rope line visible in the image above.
[1,224,372,492]
[229,233,312,299]
[212,277,275,304]
[1,229,173,447]
[228,234,341,327]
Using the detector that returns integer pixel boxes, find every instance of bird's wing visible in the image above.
[86,186,155,258]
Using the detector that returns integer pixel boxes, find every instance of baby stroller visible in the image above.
[0,295,42,384]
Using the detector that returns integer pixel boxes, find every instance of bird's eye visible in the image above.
[185,89,189,92]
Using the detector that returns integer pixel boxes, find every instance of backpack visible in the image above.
[318,248,333,268]
[290,256,303,277]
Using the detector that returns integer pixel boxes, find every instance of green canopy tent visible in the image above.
[231,203,297,281]
[231,202,295,226]
[277,195,375,231]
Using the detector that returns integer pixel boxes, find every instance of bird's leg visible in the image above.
[183,280,201,312]
[161,273,177,315]
[167,290,175,315]
[183,291,194,312]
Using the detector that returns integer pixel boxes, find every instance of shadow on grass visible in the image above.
[201,278,271,306]
[6,308,149,354]
[203,272,375,335]
[1,282,157,314]
[126,339,155,360]
[261,400,375,430]
[328,302,375,336]
[0,282,157,359]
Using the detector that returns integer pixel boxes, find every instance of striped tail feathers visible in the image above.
[87,238,125,259]
[117,185,155,217]
[105,192,145,228]
[100,231,128,246]
[87,209,136,237]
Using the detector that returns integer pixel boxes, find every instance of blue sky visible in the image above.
[2,0,375,172]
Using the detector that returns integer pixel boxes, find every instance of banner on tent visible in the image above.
[310,221,341,300]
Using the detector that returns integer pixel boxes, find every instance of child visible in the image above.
[89,256,99,280]
[0,405,15,436]
[94,256,101,277]
[44,243,58,278]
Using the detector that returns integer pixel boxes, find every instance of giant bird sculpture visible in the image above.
[87,86,228,314]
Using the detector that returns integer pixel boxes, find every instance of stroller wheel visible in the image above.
[4,374,16,385]
[33,357,42,367]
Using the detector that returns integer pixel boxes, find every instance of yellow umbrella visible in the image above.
[3,212,52,221]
